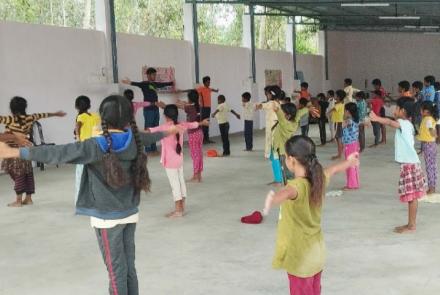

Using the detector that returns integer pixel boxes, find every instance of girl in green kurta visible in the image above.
[263,135,359,295]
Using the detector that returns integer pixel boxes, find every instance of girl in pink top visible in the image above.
[149,104,208,218]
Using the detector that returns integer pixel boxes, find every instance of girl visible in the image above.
[370,97,426,233]
[262,135,359,295]
[326,90,336,142]
[417,101,437,194]
[343,102,360,190]
[0,96,66,207]
[175,89,205,182]
[149,104,209,218]
[297,98,310,137]
[257,85,280,159]
[330,90,345,160]
[355,91,367,152]
[0,95,178,294]
[74,95,101,204]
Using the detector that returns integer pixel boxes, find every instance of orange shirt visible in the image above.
[300,90,311,100]
[197,86,212,108]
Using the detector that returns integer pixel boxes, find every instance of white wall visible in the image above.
[296,54,325,95]
[327,31,440,94]
[0,21,110,144]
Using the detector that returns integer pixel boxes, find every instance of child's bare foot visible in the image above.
[188,176,198,183]
[166,211,184,218]
[331,155,341,160]
[8,201,22,207]
[369,144,378,148]
[343,187,359,191]
[22,199,33,205]
[427,188,435,195]
[393,224,416,233]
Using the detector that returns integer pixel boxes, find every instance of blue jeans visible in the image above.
[143,107,160,152]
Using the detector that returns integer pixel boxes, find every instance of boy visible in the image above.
[422,75,436,102]
[317,93,328,146]
[294,82,311,100]
[412,81,424,128]
[369,90,384,147]
[398,80,412,97]
[326,90,336,142]
[242,92,255,151]
[121,67,174,153]
[197,76,219,144]
[330,90,345,159]
[211,95,240,156]
[297,98,310,136]
[344,78,359,103]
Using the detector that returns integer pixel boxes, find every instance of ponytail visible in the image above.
[305,154,325,206]
[130,119,151,193]
[174,117,182,155]
[163,104,182,155]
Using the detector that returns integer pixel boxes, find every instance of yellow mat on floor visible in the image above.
[420,194,440,203]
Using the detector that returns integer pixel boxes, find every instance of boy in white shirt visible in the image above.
[212,95,240,156]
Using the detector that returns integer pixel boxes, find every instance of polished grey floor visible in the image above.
[0,127,439,295]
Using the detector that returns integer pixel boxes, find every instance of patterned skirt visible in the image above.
[398,163,426,203]
[1,158,33,177]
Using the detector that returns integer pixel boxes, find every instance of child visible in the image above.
[434,82,440,142]
[355,91,367,152]
[262,135,359,295]
[317,93,328,146]
[343,102,360,190]
[197,76,219,144]
[370,97,426,233]
[272,102,298,183]
[149,104,209,217]
[326,90,336,142]
[74,95,101,204]
[422,75,436,102]
[372,79,389,145]
[297,98,310,137]
[417,101,437,194]
[0,95,178,293]
[398,80,412,97]
[344,78,358,103]
[412,81,424,128]
[211,95,240,156]
[330,90,345,159]
[123,89,151,115]
[294,82,311,100]
[369,90,384,147]
[0,96,66,207]
[242,92,255,151]
[175,89,205,182]
[257,86,280,159]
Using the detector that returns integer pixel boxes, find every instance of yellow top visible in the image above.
[215,103,231,124]
[77,113,101,141]
[331,103,344,123]
[273,177,326,277]
[417,116,436,142]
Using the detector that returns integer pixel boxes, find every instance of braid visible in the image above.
[130,119,151,193]
[101,120,127,188]
[174,118,182,155]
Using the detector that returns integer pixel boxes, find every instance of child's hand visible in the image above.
[262,190,275,216]
[55,111,67,117]
[347,152,360,167]
[211,114,215,118]
[200,119,210,126]
[369,111,379,122]
[236,114,241,120]
[121,78,131,84]
[13,133,32,147]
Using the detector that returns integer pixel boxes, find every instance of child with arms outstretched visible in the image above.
[370,97,426,233]
[262,135,359,295]
[342,102,360,190]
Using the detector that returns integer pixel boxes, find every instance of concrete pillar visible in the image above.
[286,23,301,96]
[183,3,199,84]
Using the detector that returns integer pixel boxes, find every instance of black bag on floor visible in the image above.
[30,121,57,171]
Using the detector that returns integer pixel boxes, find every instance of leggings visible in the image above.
[422,142,437,189]
[344,141,360,189]
[10,171,35,195]
[188,129,204,175]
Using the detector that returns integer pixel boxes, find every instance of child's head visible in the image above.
[146,67,157,81]
[300,82,309,90]
[327,90,335,98]
[242,92,251,103]
[412,81,423,93]
[345,102,359,123]
[163,104,182,155]
[281,102,297,122]
[424,75,435,87]
[435,82,440,91]
[202,76,211,87]
[310,97,319,106]
[344,78,352,87]
[421,101,436,118]
[279,90,286,101]
[284,135,324,207]
[218,94,226,104]
[187,89,200,112]
[398,81,410,93]
[317,93,326,101]
[299,97,308,108]
[372,78,382,90]
[123,89,134,101]
[355,91,366,101]
[394,96,415,120]
[335,89,346,102]
[75,95,91,114]
[284,97,291,103]
[10,96,27,116]
[99,95,149,192]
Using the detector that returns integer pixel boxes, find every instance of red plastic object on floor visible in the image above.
[206,149,218,157]
[241,211,263,224]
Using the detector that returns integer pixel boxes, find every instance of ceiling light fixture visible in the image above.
[424,32,440,35]
[379,16,420,20]
[342,3,390,7]
[420,26,440,29]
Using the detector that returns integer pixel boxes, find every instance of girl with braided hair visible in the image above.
[0,95,179,295]
[262,135,359,295]
[149,104,209,218]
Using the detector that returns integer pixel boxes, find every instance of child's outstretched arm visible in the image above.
[0,133,31,146]
[231,110,241,120]
[211,110,219,118]
[262,186,298,215]
[325,152,360,178]
[369,112,400,129]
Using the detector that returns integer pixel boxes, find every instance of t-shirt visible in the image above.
[344,86,358,103]
[417,116,436,142]
[273,177,325,277]
[242,102,255,121]
[197,86,212,108]
[395,119,420,164]
[370,97,384,116]
[131,81,173,108]
[356,100,367,123]
[297,108,309,127]
[342,119,359,145]
[331,103,344,123]
[262,101,278,129]
[215,103,230,124]
[422,86,435,102]
[76,113,101,142]
[300,90,311,100]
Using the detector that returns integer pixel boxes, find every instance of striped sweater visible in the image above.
[0,113,50,135]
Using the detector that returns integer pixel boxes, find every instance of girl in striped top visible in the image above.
[0,96,65,207]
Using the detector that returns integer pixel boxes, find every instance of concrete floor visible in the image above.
[1,126,440,295]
